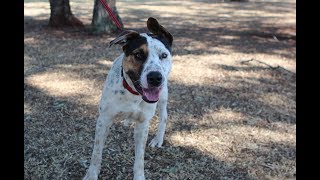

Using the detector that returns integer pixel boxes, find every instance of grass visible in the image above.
[24,0,296,179]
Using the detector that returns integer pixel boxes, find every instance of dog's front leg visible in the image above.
[133,118,150,180]
[84,112,113,180]
[149,87,168,148]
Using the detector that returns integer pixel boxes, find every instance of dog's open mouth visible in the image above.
[141,87,161,103]
[134,83,161,103]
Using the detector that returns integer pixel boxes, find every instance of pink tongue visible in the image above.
[142,88,161,101]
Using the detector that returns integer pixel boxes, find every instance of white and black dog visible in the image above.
[83,17,173,180]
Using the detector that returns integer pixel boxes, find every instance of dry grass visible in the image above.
[24,0,296,179]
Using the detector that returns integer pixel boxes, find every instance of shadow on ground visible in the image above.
[24,53,295,179]
[25,78,295,179]
[25,0,295,179]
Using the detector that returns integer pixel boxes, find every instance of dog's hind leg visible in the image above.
[149,86,168,148]
[83,111,114,180]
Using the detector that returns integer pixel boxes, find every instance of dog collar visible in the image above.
[121,68,140,95]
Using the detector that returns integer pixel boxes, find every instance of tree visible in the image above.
[92,0,123,34]
[48,0,83,27]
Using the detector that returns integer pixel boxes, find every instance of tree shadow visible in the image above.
[222,0,295,14]
[25,0,296,59]
[24,80,295,179]
[25,15,49,32]
[98,141,254,179]
[24,82,253,179]
[24,57,295,179]
[119,2,295,59]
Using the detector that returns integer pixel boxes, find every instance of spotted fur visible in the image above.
[83,17,173,180]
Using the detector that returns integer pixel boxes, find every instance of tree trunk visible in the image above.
[92,0,123,34]
[49,0,83,27]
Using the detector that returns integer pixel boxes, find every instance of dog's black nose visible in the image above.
[147,71,163,87]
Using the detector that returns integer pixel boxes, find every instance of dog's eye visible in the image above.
[160,53,167,59]
[134,52,143,60]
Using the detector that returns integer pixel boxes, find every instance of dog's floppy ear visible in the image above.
[147,17,173,46]
[109,30,140,47]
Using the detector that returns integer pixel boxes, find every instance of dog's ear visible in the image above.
[109,30,140,47]
[147,17,173,46]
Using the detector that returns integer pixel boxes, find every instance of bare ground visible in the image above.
[24,0,296,179]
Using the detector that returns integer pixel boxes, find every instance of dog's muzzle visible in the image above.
[132,71,163,103]
[147,71,163,87]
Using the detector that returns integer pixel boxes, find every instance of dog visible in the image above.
[83,17,173,180]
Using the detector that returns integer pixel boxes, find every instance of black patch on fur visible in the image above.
[123,35,149,84]
[126,70,140,85]
[123,36,148,57]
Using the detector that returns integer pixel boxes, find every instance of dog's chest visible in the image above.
[113,111,146,123]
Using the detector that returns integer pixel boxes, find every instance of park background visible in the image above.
[24,0,296,179]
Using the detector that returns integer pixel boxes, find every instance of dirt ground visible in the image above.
[24,0,296,179]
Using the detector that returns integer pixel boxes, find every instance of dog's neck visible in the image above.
[121,68,140,95]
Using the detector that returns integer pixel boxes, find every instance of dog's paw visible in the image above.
[83,173,98,180]
[149,136,164,148]
[134,174,145,180]
[83,167,98,180]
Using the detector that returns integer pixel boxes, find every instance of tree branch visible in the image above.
[240,59,295,74]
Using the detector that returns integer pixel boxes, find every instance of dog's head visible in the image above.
[110,17,173,103]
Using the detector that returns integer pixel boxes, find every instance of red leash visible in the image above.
[100,0,141,95]
[99,0,123,30]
